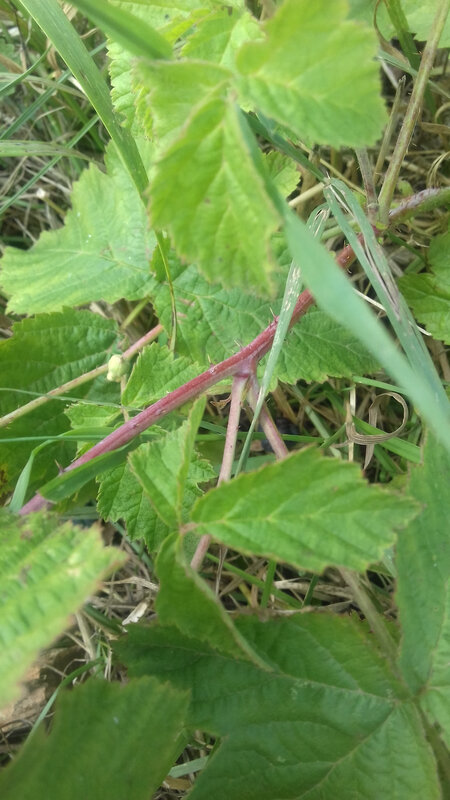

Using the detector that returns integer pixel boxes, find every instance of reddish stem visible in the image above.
[20,243,355,515]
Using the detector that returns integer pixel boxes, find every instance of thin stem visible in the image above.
[378,0,450,224]
[355,148,378,222]
[247,375,289,461]
[374,77,406,182]
[0,324,163,430]
[190,374,249,571]
[389,186,450,221]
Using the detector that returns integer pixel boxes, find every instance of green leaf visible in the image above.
[396,434,450,745]
[277,306,379,383]
[0,309,118,491]
[263,150,299,198]
[97,460,169,548]
[274,202,450,449]
[150,96,281,292]
[0,677,189,800]
[116,614,440,799]
[122,343,200,409]
[130,398,214,528]
[108,3,239,131]
[399,228,450,344]
[402,0,450,47]
[70,0,172,60]
[181,8,262,67]
[346,0,392,37]
[152,260,376,380]
[66,403,121,430]
[236,0,387,148]
[39,442,135,503]
[155,533,265,662]
[399,275,450,345]
[0,510,125,710]
[0,144,155,314]
[191,447,416,573]
[135,60,231,149]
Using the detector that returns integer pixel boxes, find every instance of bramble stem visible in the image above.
[190,374,249,571]
[247,375,289,461]
[0,323,163,430]
[18,188,450,516]
[378,0,450,224]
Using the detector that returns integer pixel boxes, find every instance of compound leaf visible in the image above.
[0,676,189,800]
[0,510,125,710]
[116,613,439,799]
[191,447,416,573]
[236,0,386,148]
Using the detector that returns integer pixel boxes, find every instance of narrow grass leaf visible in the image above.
[69,0,172,60]
[18,0,148,192]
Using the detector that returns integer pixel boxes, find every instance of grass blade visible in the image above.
[19,0,148,193]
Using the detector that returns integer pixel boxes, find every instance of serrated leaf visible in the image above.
[0,309,118,492]
[399,228,450,344]
[66,402,121,430]
[0,144,155,314]
[135,60,231,149]
[116,614,440,799]
[236,0,386,148]
[122,343,200,409]
[155,533,265,662]
[397,434,450,746]
[108,2,239,130]
[277,306,379,382]
[0,510,125,710]
[152,260,377,380]
[150,96,281,292]
[130,398,214,528]
[346,0,392,36]
[263,150,299,198]
[191,447,416,573]
[0,677,189,800]
[181,8,262,67]
[97,460,169,548]
[402,0,450,47]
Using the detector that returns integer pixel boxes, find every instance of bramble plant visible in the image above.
[0,0,449,798]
